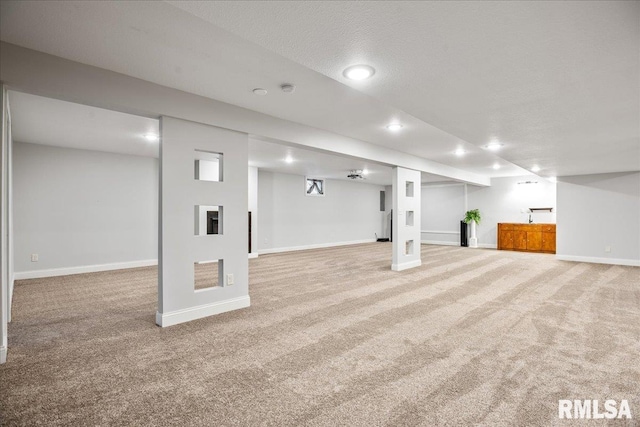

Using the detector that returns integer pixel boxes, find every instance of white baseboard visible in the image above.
[392,259,422,271]
[14,259,158,280]
[258,239,377,255]
[477,243,497,249]
[156,295,250,327]
[248,253,259,259]
[556,254,640,267]
[421,240,459,246]
[420,240,497,249]
[0,346,6,364]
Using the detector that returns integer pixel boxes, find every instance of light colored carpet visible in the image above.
[1,243,639,426]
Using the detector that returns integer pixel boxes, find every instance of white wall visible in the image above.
[384,185,393,239]
[248,166,258,257]
[13,142,158,276]
[258,171,384,252]
[466,176,557,248]
[421,183,466,245]
[1,84,9,363]
[557,172,640,266]
[421,176,556,248]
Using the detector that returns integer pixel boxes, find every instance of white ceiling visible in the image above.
[1,1,638,179]
[249,137,393,186]
[11,91,430,185]
[9,91,160,158]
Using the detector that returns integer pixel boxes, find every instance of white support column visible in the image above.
[248,166,259,259]
[0,84,8,363]
[392,167,422,271]
[157,117,250,327]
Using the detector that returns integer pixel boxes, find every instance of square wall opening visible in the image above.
[405,240,414,256]
[194,259,224,290]
[195,150,223,182]
[406,181,414,198]
[406,210,414,227]
[195,205,223,236]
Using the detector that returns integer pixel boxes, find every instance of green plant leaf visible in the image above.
[463,209,481,224]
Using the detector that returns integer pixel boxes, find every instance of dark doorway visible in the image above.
[248,211,252,253]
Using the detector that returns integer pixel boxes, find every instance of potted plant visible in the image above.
[463,209,481,248]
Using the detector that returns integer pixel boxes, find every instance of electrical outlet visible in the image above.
[605,246,611,253]
[226,274,234,286]
[31,253,39,262]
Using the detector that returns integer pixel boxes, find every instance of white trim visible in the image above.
[14,259,158,280]
[258,239,377,255]
[421,182,465,189]
[156,295,250,327]
[421,240,459,246]
[478,243,497,249]
[556,255,640,267]
[248,253,259,259]
[392,259,422,271]
[421,230,460,235]
[0,345,6,364]
[421,240,496,249]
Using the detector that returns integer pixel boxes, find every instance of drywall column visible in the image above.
[6,95,12,323]
[392,167,422,271]
[248,166,258,258]
[384,185,393,240]
[0,84,8,363]
[157,116,249,327]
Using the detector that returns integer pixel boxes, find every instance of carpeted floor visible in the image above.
[1,243,639,426]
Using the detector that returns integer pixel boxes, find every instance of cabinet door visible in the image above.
[526,231,543,251]
[499,230,514,249]
[514,231,527,250]
[542,232,556,253]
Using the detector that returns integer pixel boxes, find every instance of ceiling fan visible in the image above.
[347,169,366,180]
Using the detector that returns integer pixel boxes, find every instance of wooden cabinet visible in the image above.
[498,223,555,254]
[498,223,514,249]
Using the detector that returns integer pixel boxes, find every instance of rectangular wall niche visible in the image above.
[406,210,414,227]
[405,240,414,256]
[195,206,223,236]
[195,150,223,182]
[405,181,414,198]
[194,259,224,290]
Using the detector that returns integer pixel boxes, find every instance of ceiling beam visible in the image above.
[0,42,490,186]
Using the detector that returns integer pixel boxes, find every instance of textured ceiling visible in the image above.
[169,0,640,177]
[1,1,637,179]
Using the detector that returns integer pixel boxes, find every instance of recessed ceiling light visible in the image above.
[386,123,403,132]
[362,169,369,175]
[284,155,293,164]
[455,148,466,156]
[531,165,541,172]
[492,163,501,170]
[280,84,295,93]
[549,176,557,183]
[253,88,268,96]
[343,64,376,80]
[485,142,504,151]
[143,133,159,142]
